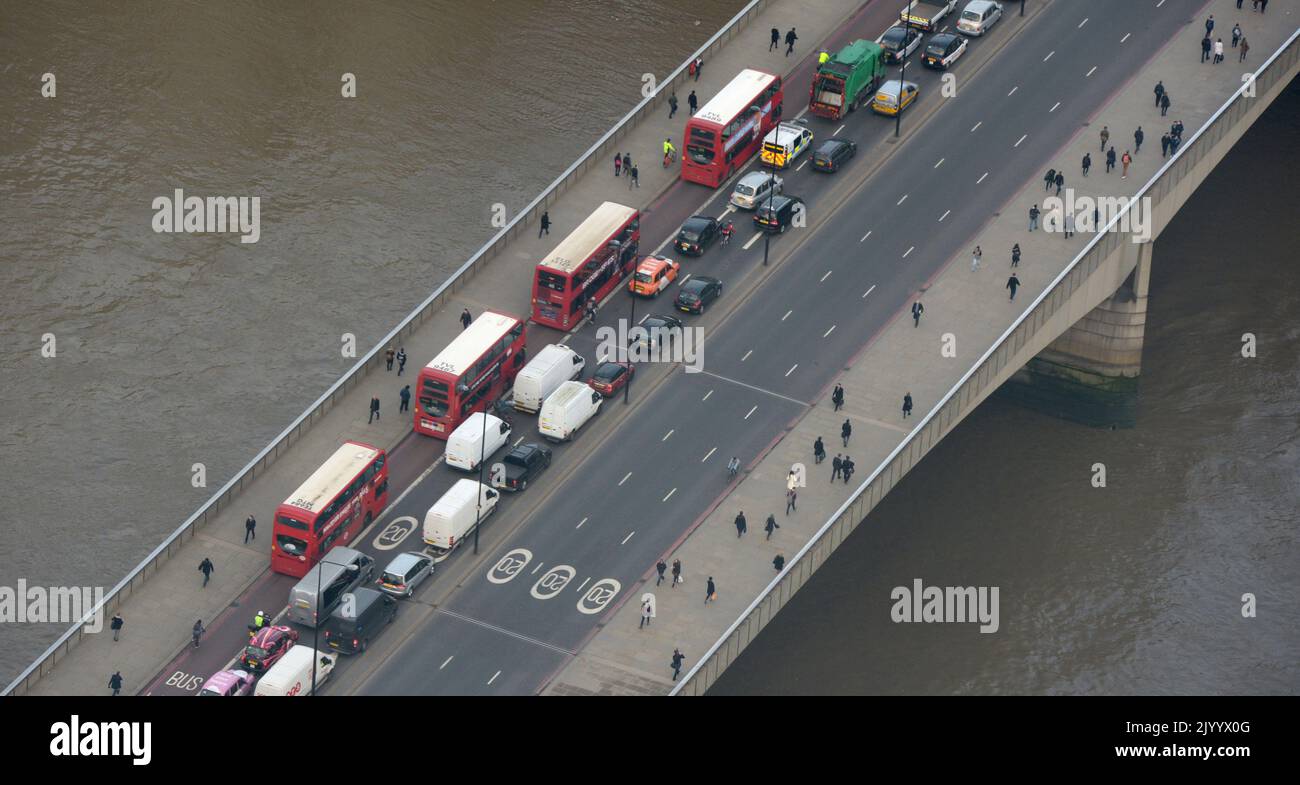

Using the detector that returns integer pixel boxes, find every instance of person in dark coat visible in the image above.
[813,436,825,463]
[460,308,472,329]
[1106,146,1117,173]
[765,514,779,540]
[770,27,780,51]
[841,418,852,446]
[705,577,716,604]
[539,211,551,237]
[1153,80,1164,106]
[1054,171,1064,195]
[1082,152,1091,176]
[109,671,123,696]
[656,560,667,586]
[1160,92,1171,116]
[688,90,698,114]
[110,613,124,642]
[785,28,798,56]
[902,393,913,418]
[198,557,214,587]
[671,648,686,680]
[831,454,843,482]
[734,511,747,538]
[773,553,785,571]
[1007,273,1021,300]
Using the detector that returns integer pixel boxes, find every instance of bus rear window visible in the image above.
[420,397,449,417]
[277,515,309,530]
[537,271,567,292]
[277,533,307,556]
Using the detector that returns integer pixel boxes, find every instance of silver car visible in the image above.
[377,551,434,598]
[729,171,784,210]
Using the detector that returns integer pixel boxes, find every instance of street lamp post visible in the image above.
[473,405,489,553]
[1021,0,1026,18]
[625,291,636,405]
[896,17,911,138]
[312,558,357,695]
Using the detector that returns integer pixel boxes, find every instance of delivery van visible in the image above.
[253,645,336,696]
[445,412,511,471]
[423,479,499,559]
[538,380,603,442]
[320,587,398,654]
[513,344,586,413]
[287,546,374,627]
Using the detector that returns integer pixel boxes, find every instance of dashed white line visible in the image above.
[574,577,590,593]
[576,516,588,529]
[743,232,762,250]
[662,429,674,441]
[863,284,876,298]
[860,230,872,242]
[702,389,714,402]
[1156,0,1165,6]
[638,313,649,325]
[1014,134,1027,148]
[702,447,717,462]
[621,531,636,545]
[487,671,501,686]
[820,270,832,282]
[663,488,677,502]
[834,124,845,136]
[796,160,808,172]
[741,349,752,361]
[939,209,950,221]
[558,334,572,345]
[1007,86,1018,97]
[514,436,524,446]
[903,246,914,258]
[1043,51,1055,62]
[1050,101,1061,113]
[782,309,792,321]
[1079,18,1088,28]
[824,325,837,337]
[1086,65,1097,77]
[618,472,632,486]
[785,364,798,377]
[897,194,908,206]
[971,121,982,132]
[977,171,989,184]
[531,561,545,574]
[744,405,758,420]
[934,157,945,169]
[440,656,454,670]
[1120,32,1130,43]
[679,273,692,286]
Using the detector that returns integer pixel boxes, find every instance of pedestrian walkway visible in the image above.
[542,0,1295,695]
[22,0,870,695]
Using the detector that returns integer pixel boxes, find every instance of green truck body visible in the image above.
[808,39,887,120]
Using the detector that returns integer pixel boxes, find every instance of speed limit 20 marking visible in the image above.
[488,548,533,584]
[373,515,418,551]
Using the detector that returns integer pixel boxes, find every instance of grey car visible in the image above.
[377,551,434,598]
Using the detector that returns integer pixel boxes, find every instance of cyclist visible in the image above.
[726,456,740,478]
[720,220,735,246]
[662,137,676,167]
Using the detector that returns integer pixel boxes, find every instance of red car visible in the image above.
[588,361,634,397]
[240,625,298,673]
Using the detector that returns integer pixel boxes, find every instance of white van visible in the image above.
[538,380,603,442]
[423,479,499,559]
[445,412,511,471]
[513,344,586,414]
[253,645,336,696]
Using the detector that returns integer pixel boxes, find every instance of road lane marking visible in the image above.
[618,472,632,486]
[897,194,908,206]
[531,561,545,574]
[719,206,735,218]
[703,389,713,401]
[1050,101,1060,112]
[441,656,454,669]
[1120,33,1130,43]
[576,516,588,529]
[1079,17,1088,28]
[903,246,914,258]
[939,209,950,222]
[744,405,758,420]
[1043,51,1054,62]
[488,671,501,686]
[824,325,837,337]
[558,334,571,345]
[863,284,876,298]
[782,309,792,320]
[663,429,674,441]
[977,171,989,184]
[702,447,717,462]
[622,531,636,545]
[1086,65,1097,77]
[1007,86,1018,97]
[575,576,590,593]
[437,608,576,656]
[1156,0,1165,6]
[679,273,692,286]
[820,270,832,282]
[514,436,524,446]
[834,124,845,135]
[1014,134,1027,147]
[741,349,752,361]
[860,230,872,242]
[638,313,649,324]
[663,488,676,502]
[785,364,798,377]
[934,157,944,168]
[796,160,808,171]
[698,369,808,406]
[743,231,762,250]
[971,121,982,132]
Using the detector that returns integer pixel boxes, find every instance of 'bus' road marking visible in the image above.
[820,270,832,282]
[703,389,713,401]
[934,157,944,169]
[903,246,914,258]
[939,209,950,222]
[1043,51,1054,62]
[662,429,674,441]
[741,349,752,361]
[834,124,845,136]
[782,309,792,321]
[440,656,454,670]
[487,671,501,686]
[575,576,590,593]
[1086,65,1097,77]
[744,405,758,420]
[897,194,908,206]
[1007,86,1018,97]
[702,447,717,462]
[786,364,798,377]
[576,517,588,529]
[622,531,636,545]
[743,231,762,250]
[1050,101,1060,113]
[1079,18,1088,28]
[977,172,989,184]
[824,325,837,338]
[860,230,872,242]
[971,121,982,132]
[618,472,632,486]
[663,488,676,502]
[1120,33,1130,43]
[1014,134,1027,148]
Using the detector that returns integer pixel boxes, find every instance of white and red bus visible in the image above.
[682,69,784,188]
[271,440,389,577]
[531,202,640,331]
[414,310,527,438]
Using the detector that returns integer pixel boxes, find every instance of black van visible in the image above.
[753,195,805,233]
[320,587,397,654]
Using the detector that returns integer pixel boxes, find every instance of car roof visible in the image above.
[738,170,777,185]
[763,194,799,209]
[687,275,722,286]
[637,256,673,271]
[684,214,715,225]
[818,138,851,150]
[929,32,960,44]
[964,0,998,11]
[385,552,428,570]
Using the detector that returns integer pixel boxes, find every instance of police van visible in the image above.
[760,120,814,169]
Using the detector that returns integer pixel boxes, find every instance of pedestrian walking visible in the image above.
[385,346,395,371]
[1054,171,1064,196]
[1214,39,1224,64]
[1011,243,1021,267]
[1043,167,1056,191]
[785,488,797,515]
[773,553,785,572]
[841,418,852,447]
[705,577,716,604]
[1154,80,1165,107]
[656,560,667,586]
[1121,150,1132,178]
[396,348,407,375]
[765,513,779,540]
[629,165,639,188]
[1239,37,1249,62]
[1007,273,1021,301]
[1105,146,1117,173]
[640,601,652,629]
[614,152,622,177]
[110,612,124,642]
[198,557,214,587]
[813,436,826,464]
[671,648,685,680]
[1160,133,1170,157]
[1082,152,1091,176]
[831,383,844,411]
[1029,204,1040,231]
[785,28,798,56]
[734,511,747,538]
[902,393,913,418]
[622,153,631,176]
[539,210,551,237]
[668,90,678,119]
[191,619,205,648]
[1201,36,1212,63]
[1260,0,1268,13]
[1099,126,1109,151]
[460,308,472,329]
[1205,14,1215,36]
[244,514,256,543]
[1064,213,1075,239]
[912,300,924,327]
[770,27,780,51]
[109,671,123,696]
[831,454,843,482]
[1134,126,1144,153]
[971,245,982,272]
[842,456,854,485]
[692,56,703,81]
[399,384,411,413]
[1160,93,1171,116]
[688,90,698,114]
[368,395,380,423]
[672,559,682,587]
[1232,24,1241,48]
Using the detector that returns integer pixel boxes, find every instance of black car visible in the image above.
[496,442,552,492]
[753,195,804,233]
[879,25,922,63]
[675,276,723,314]
[923,32,967,70]
[675,215,721,256]
[811,139,857,172]
[638,314,684,352]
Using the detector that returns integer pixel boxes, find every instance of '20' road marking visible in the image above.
[487,549,621,615]
[373,516,418,551]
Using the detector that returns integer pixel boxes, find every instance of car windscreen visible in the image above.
[927,41,948,55]
[962,10,981,21]
[735,183,755,196]
[634,271,654,283]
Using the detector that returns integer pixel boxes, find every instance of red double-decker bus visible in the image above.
[682,68,784,188]
[531,201,640,331]
[271,440,389,577]
[414,310,527,438]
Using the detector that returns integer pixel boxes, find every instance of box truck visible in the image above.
[808,39,886,119]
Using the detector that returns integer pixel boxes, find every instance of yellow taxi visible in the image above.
[870,79,919,116]
[628,254,681,298]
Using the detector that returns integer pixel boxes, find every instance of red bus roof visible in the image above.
[423,311,520,377]
[538,202,638,275]
[692,69,779,128]
[280,441,381,517]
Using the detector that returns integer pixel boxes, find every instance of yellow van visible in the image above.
[871,79,919,116]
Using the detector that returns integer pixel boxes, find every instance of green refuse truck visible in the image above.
[807,39,887,120]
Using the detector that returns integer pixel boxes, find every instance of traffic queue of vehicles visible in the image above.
[218,0,1006,696]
